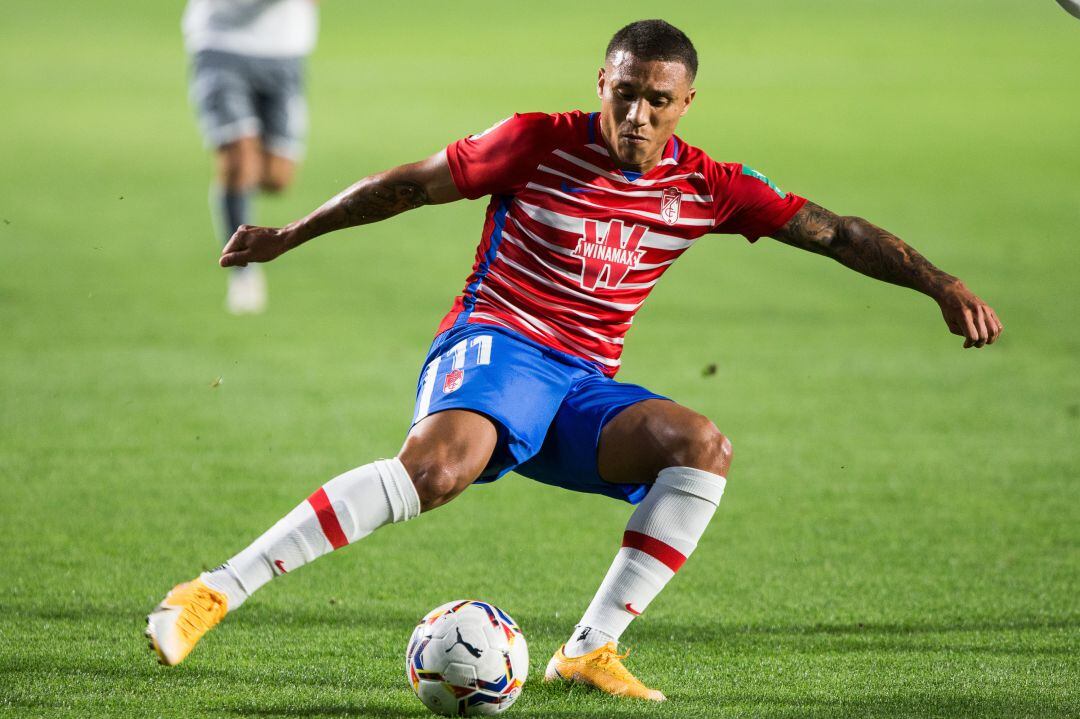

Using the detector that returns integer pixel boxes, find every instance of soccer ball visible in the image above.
[1057,0,1080,21]
[405,600,529,716]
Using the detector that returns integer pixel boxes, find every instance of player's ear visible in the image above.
[682,86,699,116]
[680,87,696,117]
[597,67,606,99]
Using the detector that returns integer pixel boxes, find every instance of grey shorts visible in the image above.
[188,49,307,160]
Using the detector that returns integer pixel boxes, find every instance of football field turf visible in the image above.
[2,1,1078,717]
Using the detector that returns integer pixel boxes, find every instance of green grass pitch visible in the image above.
[1,1,1078,717]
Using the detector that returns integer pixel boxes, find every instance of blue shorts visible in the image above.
[411,324,667,504]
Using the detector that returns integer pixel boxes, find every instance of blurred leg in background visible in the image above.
[183,0,317,314]
[214,134,267,314]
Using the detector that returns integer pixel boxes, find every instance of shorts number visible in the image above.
[414,335,494,422]
[469,335,493,366]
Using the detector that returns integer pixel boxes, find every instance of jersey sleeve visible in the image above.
[710,163,807,242]
[446,112,566,199]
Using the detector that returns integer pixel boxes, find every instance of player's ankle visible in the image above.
[199,563,247,611]
[563,625,615,657]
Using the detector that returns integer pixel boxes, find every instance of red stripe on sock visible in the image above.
[307,488,349,550]
[622,530,686,573]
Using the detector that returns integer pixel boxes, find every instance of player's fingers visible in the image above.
[942,307,964,336]
[223,225,260,251]
[961,307,978,348]
[221,235,245,256]
[984,307,1001,344]
[972,306,989,348]
[220,251,249,268]
[988,307,1004,342]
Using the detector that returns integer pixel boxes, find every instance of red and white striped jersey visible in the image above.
[440,110,806,376]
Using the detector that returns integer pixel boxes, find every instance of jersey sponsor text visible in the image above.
[573,219,647,290]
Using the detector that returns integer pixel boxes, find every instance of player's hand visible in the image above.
[936,282,1003,348]
[219,225,296,267]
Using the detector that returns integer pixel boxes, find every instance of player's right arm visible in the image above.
[222,112,565,267]
[219,150,462,267]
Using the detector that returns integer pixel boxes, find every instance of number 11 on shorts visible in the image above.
[415,335,493,421]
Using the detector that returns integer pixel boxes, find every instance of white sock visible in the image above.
[564,624,616,657]
[200,458,420,610]
[564,466,726,656]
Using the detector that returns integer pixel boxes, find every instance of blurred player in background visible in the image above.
[183,0,318,314]
[150,20,1002,702]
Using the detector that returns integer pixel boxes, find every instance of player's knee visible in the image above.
[661,415,732,476]
[260,157,295,194]
[402,459,471,512]
[222,169,258,192]
[715,432,734,475]
[220,162,259,191]
[216,141,262,191]
[259,175,290,194]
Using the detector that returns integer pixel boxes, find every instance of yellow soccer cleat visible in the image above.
[145,578,228,666]
[544,642,666,701]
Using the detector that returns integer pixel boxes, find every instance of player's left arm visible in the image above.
[770,201,1003,348]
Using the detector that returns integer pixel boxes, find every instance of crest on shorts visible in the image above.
[443,368,464,394]
[660,186,681,225]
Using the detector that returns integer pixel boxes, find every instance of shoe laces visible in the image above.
[594,646,639,683]
[176,585,226,640]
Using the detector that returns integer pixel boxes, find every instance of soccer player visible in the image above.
[183,0,318,314]
[149,20,1003,700]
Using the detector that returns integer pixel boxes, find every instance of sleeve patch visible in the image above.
[741,165,785,198]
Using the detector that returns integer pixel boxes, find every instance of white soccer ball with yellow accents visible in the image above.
[406,600,529,716]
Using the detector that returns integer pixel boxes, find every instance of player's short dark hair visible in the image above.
[605,20,698,80]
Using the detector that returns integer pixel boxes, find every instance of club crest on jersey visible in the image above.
[660,186,682,225]
[443,368,464,394]
[573,219,648,291]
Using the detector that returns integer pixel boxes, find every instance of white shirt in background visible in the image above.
[182,0,318,58]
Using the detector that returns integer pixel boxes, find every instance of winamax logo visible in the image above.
[572,219,648,290]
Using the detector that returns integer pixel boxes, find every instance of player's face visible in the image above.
[597,51,696,172]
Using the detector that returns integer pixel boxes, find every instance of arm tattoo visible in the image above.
[338,179,430,226]
[771,201,840,255]
[297,177,431,244]
[773,201,959,300]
